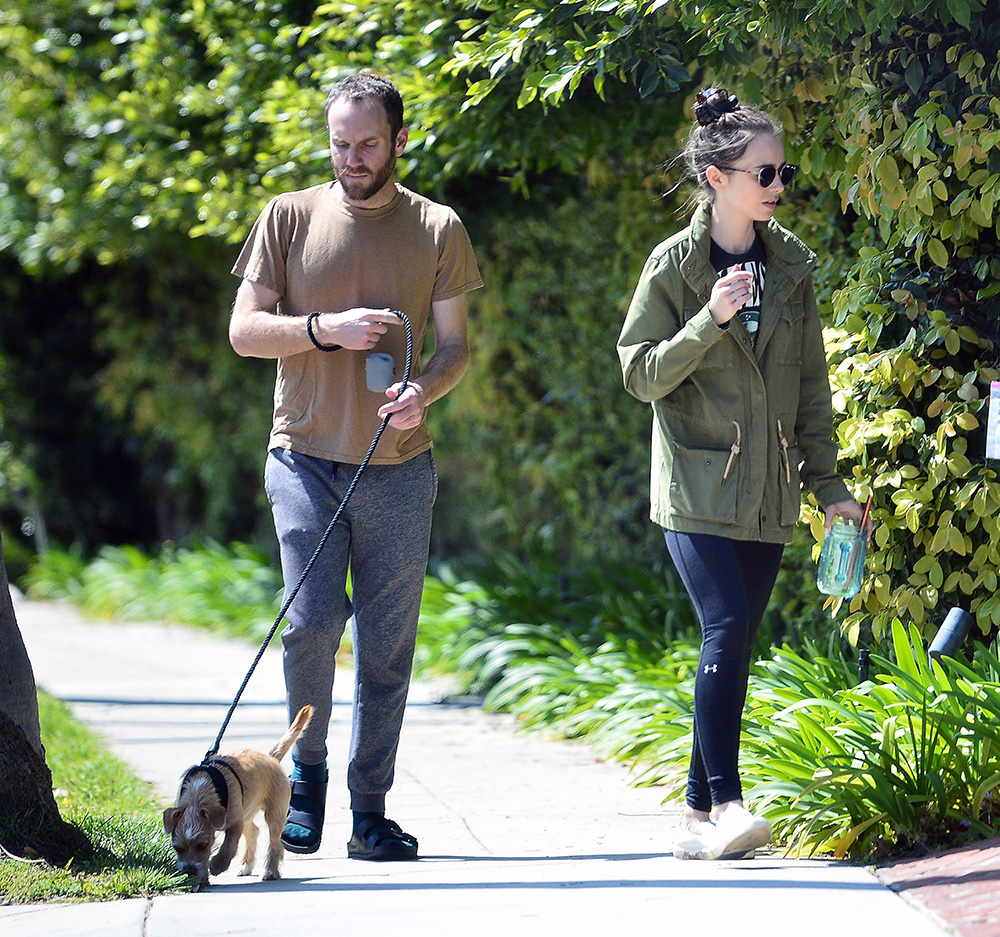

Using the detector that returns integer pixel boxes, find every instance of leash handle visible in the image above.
[205,310,413,759]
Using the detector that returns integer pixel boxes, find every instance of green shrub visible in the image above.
[789,12,1000,650]
[816,300,1000,649]
[25,542,283,641]
[21,546,87,599]
[414,552,699,693]
[431,186,675,570]
[740,620,1000,859]
[476,626,699,782]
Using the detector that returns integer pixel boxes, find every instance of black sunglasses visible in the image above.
[717,163,797,188]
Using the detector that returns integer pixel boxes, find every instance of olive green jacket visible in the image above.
[617,204,850,543]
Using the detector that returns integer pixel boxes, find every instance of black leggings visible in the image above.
[664,530,784,812]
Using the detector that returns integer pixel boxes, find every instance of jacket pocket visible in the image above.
[772,307,805,365]
[665,442,739,524]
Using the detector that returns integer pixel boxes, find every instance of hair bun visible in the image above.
[694,87,740,126]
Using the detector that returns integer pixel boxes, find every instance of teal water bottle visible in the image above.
[817,517,866,598]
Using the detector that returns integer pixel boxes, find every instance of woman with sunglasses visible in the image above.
[617,88,867,860]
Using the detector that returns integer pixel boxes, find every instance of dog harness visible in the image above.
[178,758,245,810]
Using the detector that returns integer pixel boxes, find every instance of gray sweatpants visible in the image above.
[264,446,437,813]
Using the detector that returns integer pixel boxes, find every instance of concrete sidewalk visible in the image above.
[3,600,952,937]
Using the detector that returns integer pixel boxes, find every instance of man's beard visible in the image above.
[336,152,396,202]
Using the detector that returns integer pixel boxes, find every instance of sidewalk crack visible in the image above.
[400,767,492,854]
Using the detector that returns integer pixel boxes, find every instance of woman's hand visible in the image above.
[825,499,872,541]
[709,269,753,326]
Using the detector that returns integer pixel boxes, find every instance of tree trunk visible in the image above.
[0,531,43,756]
[0,529,89,863]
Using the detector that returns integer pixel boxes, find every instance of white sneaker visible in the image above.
[702,806,771,860]
[673,824,709,860]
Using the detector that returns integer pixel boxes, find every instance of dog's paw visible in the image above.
[261,868,281,881]
[237,864,254,876]
[209,856,232,876]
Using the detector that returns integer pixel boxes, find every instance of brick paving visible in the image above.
[877,836,1000,937]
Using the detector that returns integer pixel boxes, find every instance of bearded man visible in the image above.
[229,73,482,861]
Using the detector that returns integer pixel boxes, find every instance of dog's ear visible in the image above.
[202,804,227,830]
[163,806,183,833]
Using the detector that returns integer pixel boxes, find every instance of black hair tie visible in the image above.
[694,87,740,125]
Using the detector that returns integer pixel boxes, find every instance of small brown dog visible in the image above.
[163,705,313,887]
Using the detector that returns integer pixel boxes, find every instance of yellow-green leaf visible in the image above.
[928,238,949,267]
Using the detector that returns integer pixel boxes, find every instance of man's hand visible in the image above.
[371,294,469,430]
[229,283,402,359]
[377,381,426,430]
[314,307,399,350]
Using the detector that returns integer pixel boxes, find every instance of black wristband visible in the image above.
[306,312,342,351]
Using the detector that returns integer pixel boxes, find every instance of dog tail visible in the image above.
[270,705,314,761]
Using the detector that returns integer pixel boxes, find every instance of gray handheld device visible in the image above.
[366,352,396,393]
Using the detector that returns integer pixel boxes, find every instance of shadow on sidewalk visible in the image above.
[59,696,476,708]
[202,868,887,895]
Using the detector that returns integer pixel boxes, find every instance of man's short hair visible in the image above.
[324,73,404,139]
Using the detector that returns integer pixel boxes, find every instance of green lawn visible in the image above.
[0,691,185,904]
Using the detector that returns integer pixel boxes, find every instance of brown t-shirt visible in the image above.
[232,182,483,464]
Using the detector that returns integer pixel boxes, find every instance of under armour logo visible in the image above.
[703,664,718,674]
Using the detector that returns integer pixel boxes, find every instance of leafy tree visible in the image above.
[3,0,999,652]
[438,0,1000,643]
[0,2,307,550]
[0,0,325,266]
[2,0,688,569]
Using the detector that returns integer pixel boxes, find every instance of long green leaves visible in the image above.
[742,621,1000,858]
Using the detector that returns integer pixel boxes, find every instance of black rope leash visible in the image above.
[202,310,413,762]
